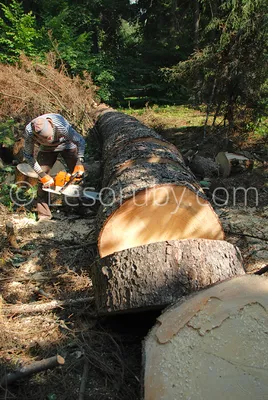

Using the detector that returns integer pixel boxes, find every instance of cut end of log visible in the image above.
[56,354,65,365]
[98,184,224,258]
[215,151,253,177]
[143,275,268,400]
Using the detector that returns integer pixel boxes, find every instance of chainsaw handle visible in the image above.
[69,172,80,184]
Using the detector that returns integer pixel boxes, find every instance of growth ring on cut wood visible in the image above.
[98,183,224,258]
[143,275,268,400]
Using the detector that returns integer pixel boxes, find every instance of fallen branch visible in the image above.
[0,354,65,387]
[22,78,67,113]
[254,265,268,276]
[0,92,26,101]
[225,230,268,242]
[78,358,89,400]
[2,297,94,316]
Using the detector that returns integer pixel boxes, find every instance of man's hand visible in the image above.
[72,164,85,178]
[39,174,54,187]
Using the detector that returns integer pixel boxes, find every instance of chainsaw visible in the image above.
[16,163,99,201]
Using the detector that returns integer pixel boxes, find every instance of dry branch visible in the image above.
[2,297,94,316]
[78,358,89,400]
[254,264,268,275]
[0,354,65,387]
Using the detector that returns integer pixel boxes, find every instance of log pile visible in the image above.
[91,109,244,314]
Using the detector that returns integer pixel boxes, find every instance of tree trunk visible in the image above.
[143,275,268,400]
[95,111,224,258]
[194,0,200,49]
[92,239,245,314]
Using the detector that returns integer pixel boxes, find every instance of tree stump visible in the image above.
[92,239,245,314]
[143,275,268,400]
[96,111,224,258]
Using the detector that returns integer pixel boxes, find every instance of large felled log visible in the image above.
[143,275,268,400]
[92,239,245,314]
[102,140,189,187]
[96,111,224,258]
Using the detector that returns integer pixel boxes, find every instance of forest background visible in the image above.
[0,0,267,133]
[0,2,267,399]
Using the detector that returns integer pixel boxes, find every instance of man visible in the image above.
[24,113,86,221]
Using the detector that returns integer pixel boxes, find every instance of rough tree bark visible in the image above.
[95,110,224,258]
[92,239,245,314]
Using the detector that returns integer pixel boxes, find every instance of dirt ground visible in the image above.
[0,119,267,400]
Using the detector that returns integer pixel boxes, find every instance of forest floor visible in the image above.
[0,105,267,400]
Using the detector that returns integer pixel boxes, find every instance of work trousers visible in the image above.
[36,148,78,218]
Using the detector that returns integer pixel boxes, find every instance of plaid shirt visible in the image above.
[24,114,85,174]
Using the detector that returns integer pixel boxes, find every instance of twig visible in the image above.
[78,358,89,400]
[34,287,53,299]
[63,241,97,250]
[0,92,26,100]
[0,354,65,387]
[39,240,97,249]
[2,297,94,316]
[254,264,268,276]
[225,230,267,242]
[22,78,67,112]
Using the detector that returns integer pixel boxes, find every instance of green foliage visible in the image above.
[0,177,38,211]
[0,119,16,147]
[165,0,268,129]
[86,54,116,102]
[43,5,93,74]
[0,0,41,63]
[0,0,267,128]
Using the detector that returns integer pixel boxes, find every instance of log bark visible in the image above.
[102,140,189,187]
[143,275,268,400]
[188,155,219,179]
[92,239,245,314]
[96,111,224,258]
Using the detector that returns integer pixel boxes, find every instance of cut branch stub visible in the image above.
[92,239,245,314]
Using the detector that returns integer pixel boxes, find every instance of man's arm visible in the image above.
[23,131,54,186]
[23,131,43,174]
[65,125,86,158]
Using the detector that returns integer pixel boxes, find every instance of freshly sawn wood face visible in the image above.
[143,275,268,400]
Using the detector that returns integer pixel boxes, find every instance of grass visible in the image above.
[121,104,218,130]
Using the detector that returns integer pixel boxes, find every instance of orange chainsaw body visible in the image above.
[54,171,72,187]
